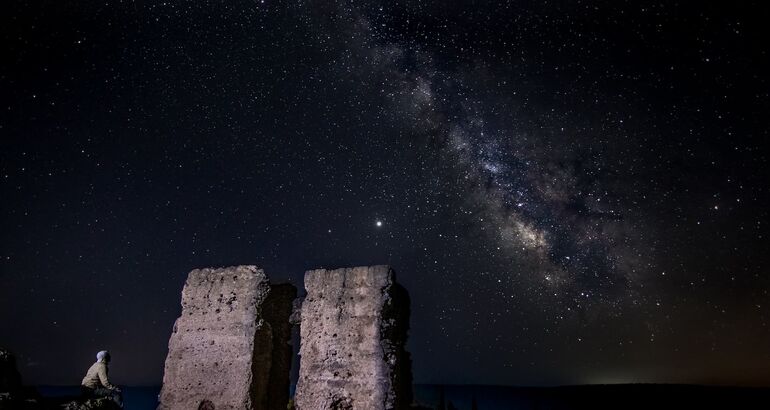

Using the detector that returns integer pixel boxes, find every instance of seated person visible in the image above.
[81,350,122,407]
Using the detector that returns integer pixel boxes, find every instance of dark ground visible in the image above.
[35,383,770,410]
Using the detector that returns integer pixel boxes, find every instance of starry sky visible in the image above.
[1,0,769,387]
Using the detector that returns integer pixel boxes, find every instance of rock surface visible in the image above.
[0,348,21,396]
[0,348,22,409]
[61,397,121,410]
[0,348,41,410]
[295,265,412,410]
[158,265,296,410]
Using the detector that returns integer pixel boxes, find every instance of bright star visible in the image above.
[376,220,383,227]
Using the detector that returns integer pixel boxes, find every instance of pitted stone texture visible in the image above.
[158,266,295,410]
[295,265,412,410]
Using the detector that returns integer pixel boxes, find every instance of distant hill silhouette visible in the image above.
[414,384,770,410]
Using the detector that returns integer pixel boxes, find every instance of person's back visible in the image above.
[80,350,122,407]
[81,360,113,390]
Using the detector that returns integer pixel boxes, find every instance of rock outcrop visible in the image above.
[61,397,121,410]
[294,265,412,410]
[158,266,296,410]
[0,348,21,398]
[0,348,22,409]
[0,348,42,410]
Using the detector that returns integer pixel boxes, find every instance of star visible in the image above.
[1,0,765,390]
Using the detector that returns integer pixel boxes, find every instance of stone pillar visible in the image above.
[295,265,412,410]
[158,266,296,410]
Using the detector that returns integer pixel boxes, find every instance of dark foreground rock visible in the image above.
[0,347,33,410]
[60,397,121,410]
[0,348,22,395]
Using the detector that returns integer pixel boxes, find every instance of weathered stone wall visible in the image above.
[295,265,412,410]
[158,266,295,410]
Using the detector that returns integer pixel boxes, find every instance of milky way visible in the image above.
[1,0,769,387]
[312,4,655,315]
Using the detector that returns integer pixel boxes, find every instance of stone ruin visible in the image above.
[158,265,296,410]
[294,265,412,410]
[158,264,411,410]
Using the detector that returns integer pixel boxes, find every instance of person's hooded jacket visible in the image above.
[81,350,116,390]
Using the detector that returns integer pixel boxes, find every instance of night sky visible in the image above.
[2,0,769,388]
